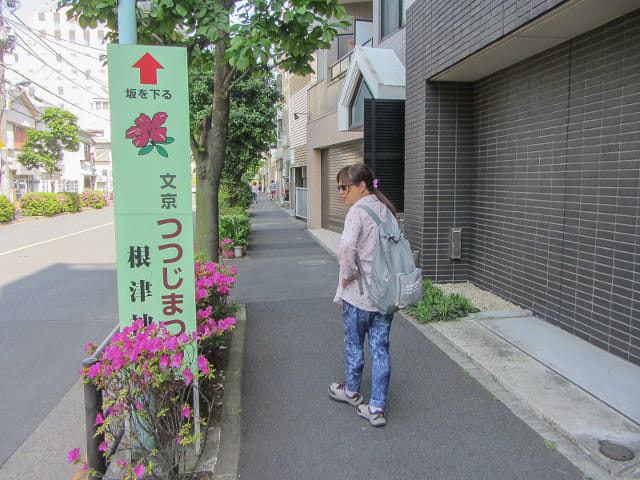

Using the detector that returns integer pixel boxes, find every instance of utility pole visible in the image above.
[0,0,8,199]
[0,0,16,200]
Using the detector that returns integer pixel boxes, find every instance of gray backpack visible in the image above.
[355,205,423,315]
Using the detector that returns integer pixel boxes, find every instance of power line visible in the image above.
[6,18,109,89]
[6,15,108,61]
[11,31,109,95]
[0,62,110,122]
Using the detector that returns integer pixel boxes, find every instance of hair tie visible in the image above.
[373,178,379,189]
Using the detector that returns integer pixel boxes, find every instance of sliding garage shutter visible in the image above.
[321,141,364,232]
[363,99,405,213]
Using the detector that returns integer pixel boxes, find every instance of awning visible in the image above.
[337,46,405,131]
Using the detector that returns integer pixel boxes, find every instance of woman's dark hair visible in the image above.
[337,163,397,217]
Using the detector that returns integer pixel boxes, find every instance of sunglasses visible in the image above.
[336,183,354,192]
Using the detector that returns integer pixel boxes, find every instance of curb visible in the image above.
[211,304,246,479]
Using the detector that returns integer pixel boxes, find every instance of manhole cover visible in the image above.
[599,440,635,461]
[298,259,327,266]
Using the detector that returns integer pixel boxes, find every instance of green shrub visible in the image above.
[57,192,82,212]
[0,194,15,222]
[80,189,106,209]
[21,193,63,216]
[220,181,251,210]
[219,214,251,247]
[407,279,479,322]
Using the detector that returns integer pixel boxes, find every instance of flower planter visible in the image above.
[233,245,244,258]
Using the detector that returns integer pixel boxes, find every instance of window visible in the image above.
[14,126,27,150]
[38,12,45,22]
[95,101,101,110]
[349,76,372,129]
[55,30,61,40]
[102,101,109,110]
[84,30,90,45]
[54,12,60,25]
[56,53,62,62]
[98,30,104,42]
[337,34,354,59]
[68,30,75,41]
[13,53,18,62]
[58,86,64,95]
[381,0,406,38]
[85,70,91,79]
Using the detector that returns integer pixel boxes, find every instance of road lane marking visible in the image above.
[0,222,114,257]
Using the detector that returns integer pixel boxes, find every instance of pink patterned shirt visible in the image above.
[333,194,397,312]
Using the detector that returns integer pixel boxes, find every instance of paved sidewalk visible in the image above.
[215,197,640,480]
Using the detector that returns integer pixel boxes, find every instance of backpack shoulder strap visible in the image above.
[358,204,382,225]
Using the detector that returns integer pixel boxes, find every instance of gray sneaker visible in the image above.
[357,404,386,427]
[328,382,363,406]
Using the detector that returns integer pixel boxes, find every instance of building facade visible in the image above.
[1,1,110,199]
[405,1,640,365]
[300,0,409,232]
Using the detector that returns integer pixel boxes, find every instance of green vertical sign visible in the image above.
[108,44,195,335]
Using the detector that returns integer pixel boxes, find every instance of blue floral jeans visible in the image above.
[342,301,393,410]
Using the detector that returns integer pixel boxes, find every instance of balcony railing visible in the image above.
[328,37,373,82]
[329,52,352,81]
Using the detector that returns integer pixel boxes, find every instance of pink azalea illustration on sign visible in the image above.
[125,112,174,158]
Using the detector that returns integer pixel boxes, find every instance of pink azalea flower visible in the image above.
[112,357,125,371]
[170,353,183,368]
[88,362,101,379]
[181,405,192,417]
[67,448,81,464]
[182,367,194,385]
[94,413,105,425]
[134,464,146,479]
[159,355,169,369]
[197,356,210,375]
[98,441,108,452]
[126,112,168,148]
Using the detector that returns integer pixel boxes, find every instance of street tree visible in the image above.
[17,107,81,190]
[60,0,349,261]
[190,55,282,196]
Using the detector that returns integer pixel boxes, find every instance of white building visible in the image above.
[1,0,111,198]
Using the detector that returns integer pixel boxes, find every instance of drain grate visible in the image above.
[599,440,635,462]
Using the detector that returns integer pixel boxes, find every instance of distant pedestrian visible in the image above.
[269,180,276,201]
[328,163,398,427]
[251,182,258,204]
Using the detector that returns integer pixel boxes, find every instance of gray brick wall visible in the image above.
[409,0,566,79]
[405,3,640,365]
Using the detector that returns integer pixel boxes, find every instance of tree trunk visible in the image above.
[194,1,232,262]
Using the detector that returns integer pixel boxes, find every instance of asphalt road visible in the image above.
[0,208,118,467]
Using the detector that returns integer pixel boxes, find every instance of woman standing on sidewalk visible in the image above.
[328,163,398,427]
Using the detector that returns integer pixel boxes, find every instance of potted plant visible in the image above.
[233,238,248,257]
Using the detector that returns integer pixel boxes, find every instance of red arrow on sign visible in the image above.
[132,53,164,85]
